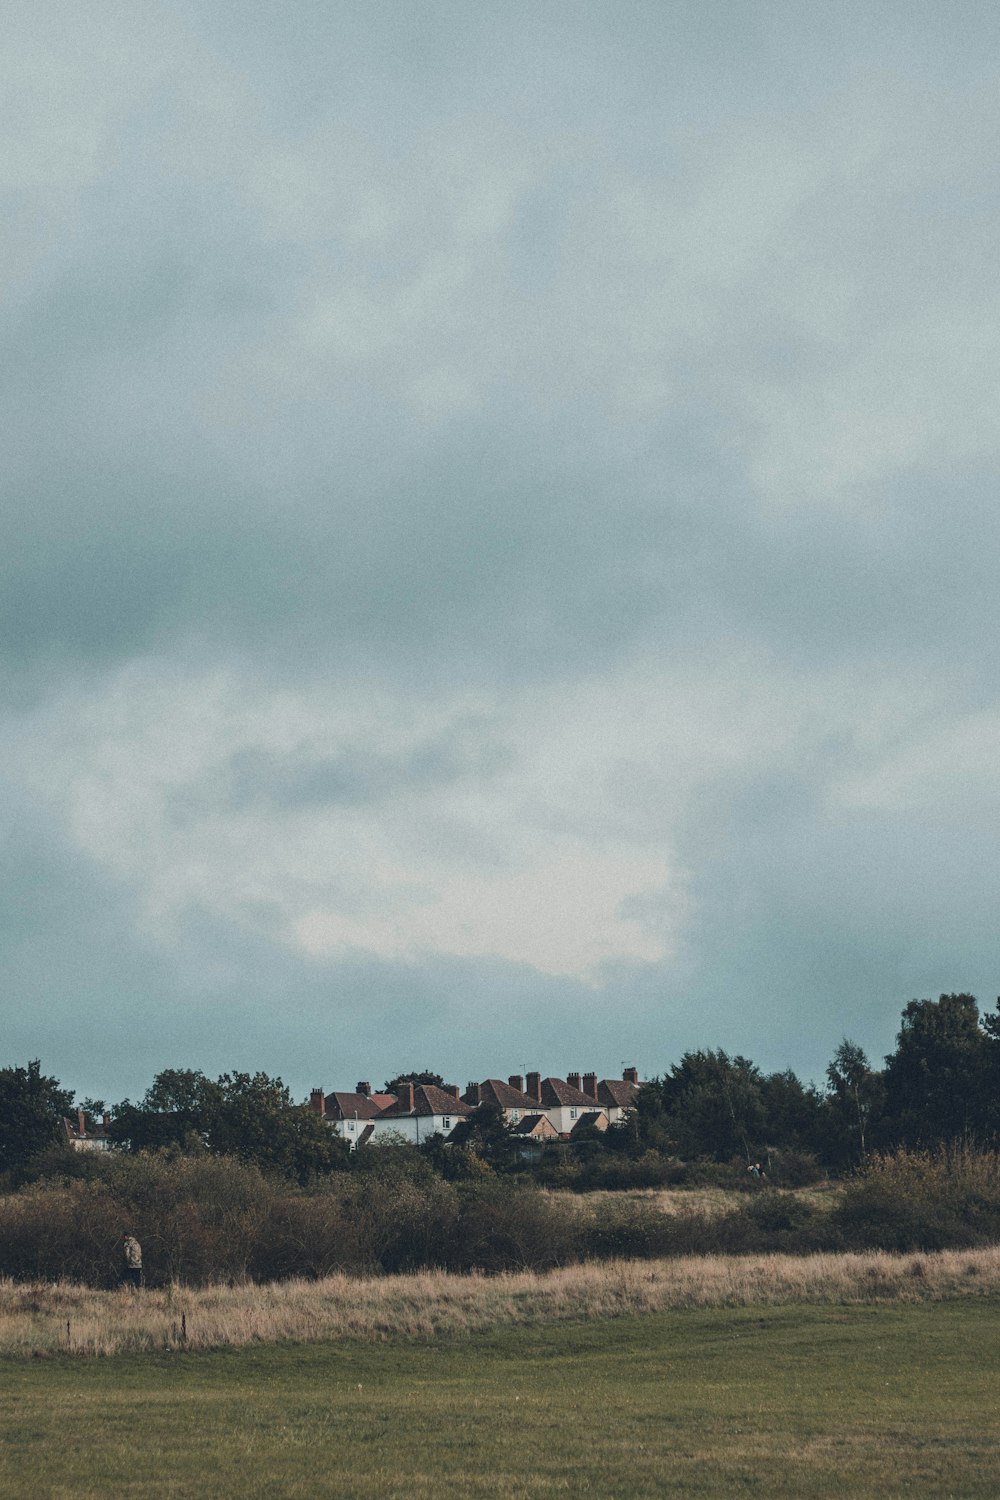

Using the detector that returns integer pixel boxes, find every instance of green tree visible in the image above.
[883,995,991,1146]
[656,1051,766,1162]
[110,1068,346,1182]
[383,1070,444,1093]
[0,1060,74,1177]
[825,1039,883,1164]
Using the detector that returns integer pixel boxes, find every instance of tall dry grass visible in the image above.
[4,1246,1000,1359]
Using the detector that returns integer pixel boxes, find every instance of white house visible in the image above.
[368,1082,472,1144]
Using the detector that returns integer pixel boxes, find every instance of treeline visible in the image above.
[2,1144,1000,1287]
[3,993,1000,1194]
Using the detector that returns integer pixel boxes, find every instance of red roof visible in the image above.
[324,1091,382,1121]
[378,1084,472,1119]
[469,1079,541,1110]
[539,1077,597,1108]
[597,1078,642,1109]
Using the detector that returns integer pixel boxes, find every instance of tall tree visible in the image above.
[0,1060,74,1176]
[825,1039,883,1164]
[882,994,991,1145]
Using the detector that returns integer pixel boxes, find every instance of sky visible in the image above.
[4,1,1000,1105]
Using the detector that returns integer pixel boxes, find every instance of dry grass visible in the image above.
[4,1244,1000,1359]
[559,1182,841,1216]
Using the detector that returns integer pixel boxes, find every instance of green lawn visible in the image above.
[2,1300,999,1498]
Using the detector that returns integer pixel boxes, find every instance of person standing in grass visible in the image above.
[121,1231,143,1289]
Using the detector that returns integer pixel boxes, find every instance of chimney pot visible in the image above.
[356,1081,370,1097]
[508,1074,524,1093]
[623,1066,639,1086]
[309,1088,326,1117]
[567,1072,581,1092]
[583,1072,599,1101]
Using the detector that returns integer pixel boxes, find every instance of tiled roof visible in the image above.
[474,1079,541,1110]
[597,1078,642,1109]
[324,1091,382,1121]
[539,1077,596,1108]
[510,1113,557,1137]
[379,1084,472,1119]
[569,1110,609,1136]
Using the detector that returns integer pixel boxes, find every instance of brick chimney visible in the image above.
[623,1066,638,1085]
[444,1084,460,1100]
[397,1081,415,1113]
[77,1108,86,1137]
[508,1074,524,1093]
[463,1081,482,1106]
[309,1088,326,1117]
[102,1112,110,1131]
[526,1071,542,1102]
[566,1072,581,1093]
[583,1072,598,1101]
[356,1081,371,1097]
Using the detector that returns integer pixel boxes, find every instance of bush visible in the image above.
[831,1145,1000,1252]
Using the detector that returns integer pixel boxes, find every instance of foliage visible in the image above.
[383,1070,444,1093]
[881,994,995,1146]
[0,1061,74,1181]
[831,1144,1000,1252]
[109,1069,348,1183]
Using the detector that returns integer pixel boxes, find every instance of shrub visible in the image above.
[831,1145,1000,1252]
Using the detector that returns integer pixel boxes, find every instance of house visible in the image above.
[521,1073,605,1136]
[313,1086,388,1151]
[63,1110,112,1152]
[462,1076,541,1125]
[368,1082,472,1144]
[595,1068,642,1125]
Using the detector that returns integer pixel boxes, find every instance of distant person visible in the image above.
[122,1231,143,1289]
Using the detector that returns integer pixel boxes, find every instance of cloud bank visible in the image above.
[4,1,1000,1100]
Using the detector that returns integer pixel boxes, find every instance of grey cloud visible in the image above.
[5,1,1000,1098]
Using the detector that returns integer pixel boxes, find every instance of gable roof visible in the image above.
[569,1110,609,1136]
[597,1078,642,1109]
[379,1084,472,1119]
[510,1112,558,1138]
[473,1078,541,1111]
[324,1091,383,1121]
[539,1077,597,1108]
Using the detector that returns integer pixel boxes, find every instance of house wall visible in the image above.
[542,1104,604,1135]
[369,1113,457,1144]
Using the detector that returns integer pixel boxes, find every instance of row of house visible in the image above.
[310,1068,643,1150]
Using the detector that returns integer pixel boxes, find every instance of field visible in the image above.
[3,1251,1000,1498]
[3,1297,1000,1498]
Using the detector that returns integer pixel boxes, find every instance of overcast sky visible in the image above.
[4,1,1000,1105]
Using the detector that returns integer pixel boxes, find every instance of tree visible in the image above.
[449,1102,516,1169]
[0,1060,74,1177]
[110,1068,347,1182]
[882,995,991,1146]
[825,1039,883,1165]
[655,1051,766,1162]
[383,1071,444,1093]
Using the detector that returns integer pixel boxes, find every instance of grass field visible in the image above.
[3,1296,999,1498]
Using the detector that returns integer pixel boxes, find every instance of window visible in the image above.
[347,1120,355,1131]
[510,1109,520,1123]
[570,1107,577,1120]
[442,1116,451,1130]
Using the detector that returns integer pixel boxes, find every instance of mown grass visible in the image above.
[2,1299,999,1498]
